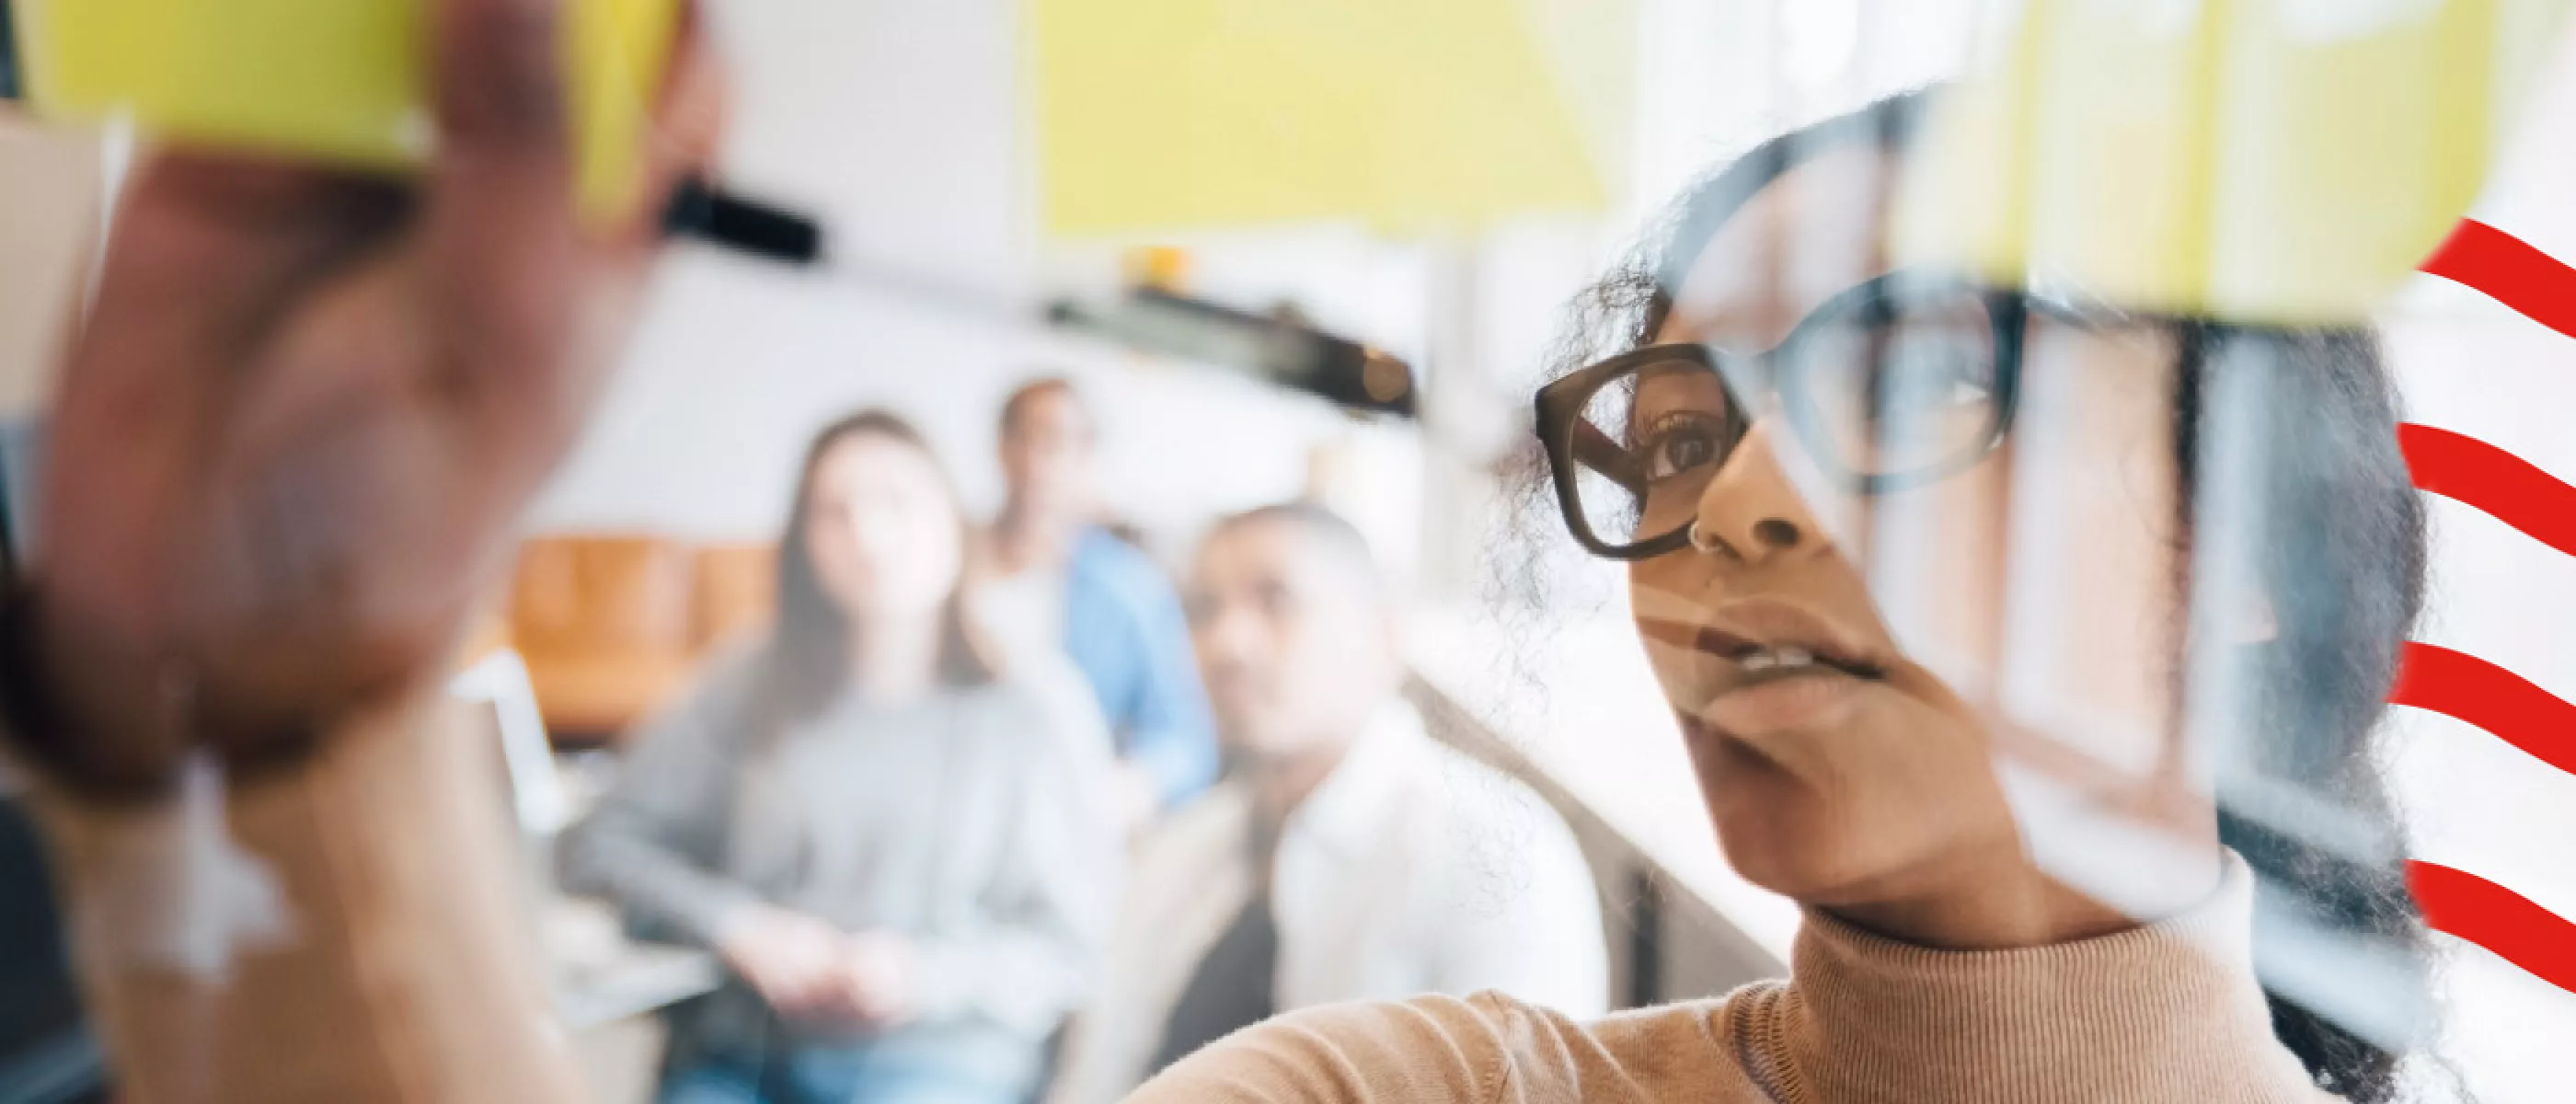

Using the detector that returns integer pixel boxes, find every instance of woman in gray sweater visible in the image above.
[562,410,1121,1104]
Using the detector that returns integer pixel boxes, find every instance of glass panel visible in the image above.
[1791,282,1999,481]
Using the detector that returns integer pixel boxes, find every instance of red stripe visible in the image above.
[2420,218,2576,339]
[2388,641,2576,780]
[2395,231,2576,999]
[2396,422,2576,560]
[2408,861,2576,995]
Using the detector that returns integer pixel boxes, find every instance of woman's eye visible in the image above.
[1639,414,1727,480]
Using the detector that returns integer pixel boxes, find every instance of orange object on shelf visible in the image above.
[507,535,776,741]
[689,543,779,654]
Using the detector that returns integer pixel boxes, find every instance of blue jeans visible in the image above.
[658,1045,1028,1104]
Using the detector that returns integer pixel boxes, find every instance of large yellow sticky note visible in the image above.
[1032,0,1620,236]
[17,0,680,223]
[1897,0,2570,324]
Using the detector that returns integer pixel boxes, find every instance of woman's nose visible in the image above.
[1690,418,1825,565]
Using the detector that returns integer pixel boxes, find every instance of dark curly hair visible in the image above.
[1497,90,2452,1103]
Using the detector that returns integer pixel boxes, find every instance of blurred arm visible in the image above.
[1075,537,1219,808]
[556,664,763,946]
[909,694,1123,1039]
[1127,996,1516,1104]
[19,696,590,1103]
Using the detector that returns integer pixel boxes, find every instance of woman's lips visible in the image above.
[1639,599,1887,682]
[1704,598,1884,672]
[1637,595,1890,738]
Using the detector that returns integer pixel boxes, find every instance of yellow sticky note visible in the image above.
[17,0,680,223]
[1031,0,1620,236]
[1897,0,2570,324]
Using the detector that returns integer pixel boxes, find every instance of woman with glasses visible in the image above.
[1129,92,2438,1103]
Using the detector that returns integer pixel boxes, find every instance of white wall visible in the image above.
[2386,295,2576,1098]
[527,0,1363,558]
[532,243,1344,548]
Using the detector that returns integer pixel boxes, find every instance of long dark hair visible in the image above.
[754,410,994,734]
[1512,92,2444,1102]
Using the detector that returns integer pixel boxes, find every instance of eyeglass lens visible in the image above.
[1565,281,2004,552]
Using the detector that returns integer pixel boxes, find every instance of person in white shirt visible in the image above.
[1052,503,1607,1104]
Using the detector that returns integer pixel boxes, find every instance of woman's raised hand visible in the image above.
[17,0,721,793]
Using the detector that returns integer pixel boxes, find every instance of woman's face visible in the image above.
[1630,145,2197,907]
[803,433,966,625]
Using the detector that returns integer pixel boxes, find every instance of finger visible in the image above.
[420,0,582,395]
[783,976,861,1022]
[63,157,409,416]
[39,156,413,671]
[766,970,836,1015]
[109,155,412,309]
[428,0,573,220]
[616,0,726,253]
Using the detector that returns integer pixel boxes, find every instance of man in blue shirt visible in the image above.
[983,378,1218,824]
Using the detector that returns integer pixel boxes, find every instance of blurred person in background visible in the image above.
[1052,503,1606,1104]
[561,410,1121,1104]
[1132,93,2442,1104]
[979,377,1217,830]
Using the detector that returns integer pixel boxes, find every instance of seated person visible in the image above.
[1052,504,1607,1104]
[559,411,1121,1104]
[979,377,1219,828]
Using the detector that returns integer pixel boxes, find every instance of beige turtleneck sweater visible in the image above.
[1127,852,2340,1103]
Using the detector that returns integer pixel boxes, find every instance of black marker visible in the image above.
[661,178,824,265]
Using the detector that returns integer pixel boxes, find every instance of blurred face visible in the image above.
[802,433,966,624]
[1622,145,2193,905]
[1188,520,1401,764]
[1000,386,1098,519]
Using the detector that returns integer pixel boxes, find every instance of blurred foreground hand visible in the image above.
[6,2,726,1100]
[8,0,719,796]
